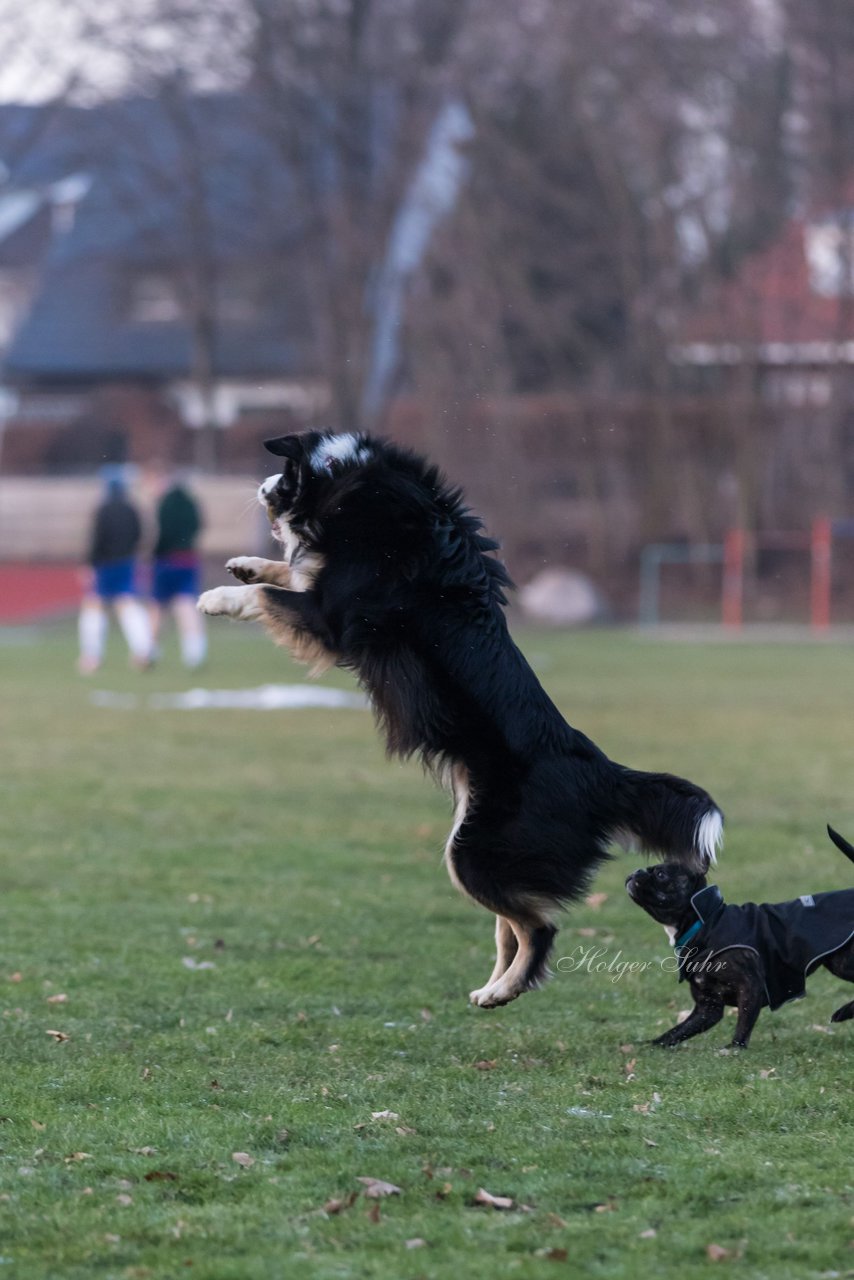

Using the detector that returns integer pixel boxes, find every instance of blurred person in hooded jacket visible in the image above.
[78,470,154,674]
[149,471,207,669]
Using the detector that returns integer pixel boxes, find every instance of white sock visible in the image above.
[116,598,153,661]
[174,597,207,668]
[79,601,107,665]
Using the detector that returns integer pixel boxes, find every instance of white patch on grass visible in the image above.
[91,685,367,711]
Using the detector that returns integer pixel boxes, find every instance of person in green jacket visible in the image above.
[150,472,207,668]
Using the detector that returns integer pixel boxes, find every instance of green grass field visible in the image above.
[1,620,853,1278]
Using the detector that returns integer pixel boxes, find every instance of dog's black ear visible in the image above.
[264,434,305,461]
[827,824,854,865]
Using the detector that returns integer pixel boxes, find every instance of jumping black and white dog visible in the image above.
[198,430,723,1007]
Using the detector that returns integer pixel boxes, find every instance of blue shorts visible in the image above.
[94,559,138,599]
[152,557,200,603]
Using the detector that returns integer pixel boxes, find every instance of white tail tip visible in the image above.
[696,809,724,866]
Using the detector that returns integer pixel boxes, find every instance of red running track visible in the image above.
[0,563,82,623]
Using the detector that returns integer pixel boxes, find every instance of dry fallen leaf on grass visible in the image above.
[406,1238,427,1250]
[231,1152,255,1168]
[632,1091,662,1115]
[585,893,608,911]
[144,1170,177,1182]
[130,1146,157,1156]
[64,1152,92,1163]
[395,1125,416,1136]
[594,1201,617,1213]
[116,1193,133,1206]
[357,1176,402,1198]
[46,993,68,1004]
[323,1192,357,1215]
[366,1201,381,1224]
[706,1243,733,1262]
[473,1059,498,1071]
[759,1068,777,1080]
[370,1110,399,1121]
[9,972,22,983]
[472,1187,515,1210]
[45,1030,70,1042]
[639,1228,657,1239]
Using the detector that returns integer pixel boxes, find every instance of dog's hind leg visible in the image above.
[469,917,518,1005]
[830,999,854,1023]
[823,946,854,1022]
[470,915,557,1008]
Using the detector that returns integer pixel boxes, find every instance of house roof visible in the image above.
[0,96,315,383]
[674,212,854,367]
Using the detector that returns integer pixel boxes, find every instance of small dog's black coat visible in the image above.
[200,430,723,1006]
[627,829,854,1047]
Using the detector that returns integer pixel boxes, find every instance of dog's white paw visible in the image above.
[469,982,520,1009]
[226,556,262,584]
[197,587,235,616]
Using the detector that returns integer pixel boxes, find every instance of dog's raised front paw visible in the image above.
[198,587,234,616]
[226,556,261,584]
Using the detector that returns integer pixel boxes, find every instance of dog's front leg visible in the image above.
[225,557,292,587]
[200,584,338,675]
[197,583,267,622]
[651,998,724,1047]
[729,986,763,1048]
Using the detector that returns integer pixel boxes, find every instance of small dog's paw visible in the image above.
[198,587,232,616]
[226,556,260,584]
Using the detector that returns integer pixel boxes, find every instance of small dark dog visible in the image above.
[626,826,854,1048]
[199,430,723,1007]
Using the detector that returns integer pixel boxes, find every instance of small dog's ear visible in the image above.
[264,434,305,461]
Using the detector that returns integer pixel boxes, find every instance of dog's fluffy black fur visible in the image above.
[199,430,723,1006]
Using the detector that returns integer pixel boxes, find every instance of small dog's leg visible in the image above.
[830,999,854,1023]
[729,986,763,1049]
[197,584,266,621]
[226,556,292,587]
[469,917,518,1005]
[651,999,724,1047]
[470,918,557,1008]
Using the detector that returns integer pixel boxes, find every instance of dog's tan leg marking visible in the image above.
[226,556,291,587]
[469,917,518,1005]
[197,584,265,620]
[470,919,539,1007]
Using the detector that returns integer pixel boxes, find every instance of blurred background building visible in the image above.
[1,0,854,623]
